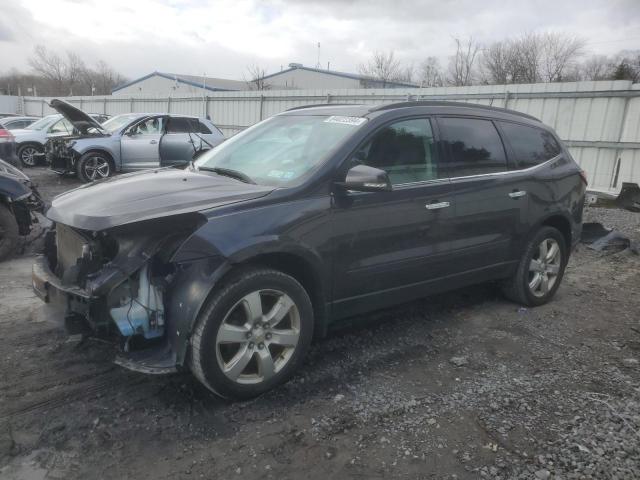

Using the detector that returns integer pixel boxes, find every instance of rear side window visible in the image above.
[499,122,561,168]
[198,121,212,134]
[438,117,507,177]
[166,117,197,134]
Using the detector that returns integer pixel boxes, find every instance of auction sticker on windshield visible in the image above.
[324,116,367,126]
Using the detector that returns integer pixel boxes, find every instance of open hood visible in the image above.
[50,99,106,135]
[46,168,275,230]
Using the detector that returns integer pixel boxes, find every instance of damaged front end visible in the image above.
[46,137,80,174]
[33,213,206,373]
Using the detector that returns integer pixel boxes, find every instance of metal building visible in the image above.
[261,63,417,90]
[111,72,247,96]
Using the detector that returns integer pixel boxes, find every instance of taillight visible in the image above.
[579,170,588,186]
[0,128,14,143]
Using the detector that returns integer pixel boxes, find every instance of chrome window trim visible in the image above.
[448,154,562,181]
[391,154,562,187]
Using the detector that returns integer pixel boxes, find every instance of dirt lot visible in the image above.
[1,168,639,480]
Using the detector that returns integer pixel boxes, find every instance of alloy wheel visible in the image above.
[83,156,110,181]
[20,147,39,166]
[528,238,562,297]
[216,289,300,385]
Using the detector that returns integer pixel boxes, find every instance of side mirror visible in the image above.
[337,164,392,192]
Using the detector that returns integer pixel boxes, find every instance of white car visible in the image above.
[12,113,108,167]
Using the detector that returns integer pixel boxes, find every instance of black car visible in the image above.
[0,158,45,260]
[32,102,586,399]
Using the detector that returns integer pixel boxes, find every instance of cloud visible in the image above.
[2,0,639,80]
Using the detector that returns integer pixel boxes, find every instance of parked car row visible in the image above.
[2,100,225,183]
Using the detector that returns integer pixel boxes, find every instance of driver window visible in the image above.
[49,119,73,134]
[130,117,163,135]
[353,118,441,185]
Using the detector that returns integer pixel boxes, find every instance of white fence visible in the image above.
[4,80,640,191]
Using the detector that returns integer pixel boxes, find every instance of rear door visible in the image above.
[120,116,165,169]
[159,117,197,167]
[331,117,456,317]
[437,116,528,276]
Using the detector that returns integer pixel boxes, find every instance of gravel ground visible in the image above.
[1,168,639,480]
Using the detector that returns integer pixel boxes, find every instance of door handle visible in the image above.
[508,190,527,199]
[150,140,158,144]
[425,201,450,210]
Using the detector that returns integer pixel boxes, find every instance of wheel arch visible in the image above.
[234,251,328,340]
[540,214,572,252]
[79,149,116,170]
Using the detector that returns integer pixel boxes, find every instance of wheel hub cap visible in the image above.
[215,289,300,385]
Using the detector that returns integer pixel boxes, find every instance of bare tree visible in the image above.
[244,63,271,90]
[481,40,514,84]
[358,50,403,87]
[447,37,481,86]
[611,50,640,82]
[28,45,66,94]
[580,55,614,81]
[539,32,585,82]
[418,57,444,87]
[65,52,86,95]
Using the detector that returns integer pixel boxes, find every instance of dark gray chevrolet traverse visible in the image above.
[32,102,587,399]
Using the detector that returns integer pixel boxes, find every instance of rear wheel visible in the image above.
[502,226,567,306]
[190,267,314,400]
[0,205,19,261]
[77,152,112,183]
[17,144,42,167]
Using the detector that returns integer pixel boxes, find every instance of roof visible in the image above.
[262,65,418,88]
[112,71,247,93]
[281,101,542,123]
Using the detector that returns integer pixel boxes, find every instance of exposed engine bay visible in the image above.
[37,214,204,368]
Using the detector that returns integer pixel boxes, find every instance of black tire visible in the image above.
[190,267,314,400]
[502,226,568,307]
[17,144,42,167]
[76,152,113,183]
[0,205,20,262]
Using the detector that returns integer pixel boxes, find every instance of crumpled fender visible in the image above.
[0,176,31,202]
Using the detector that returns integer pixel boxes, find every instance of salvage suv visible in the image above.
[32,102,586,399]
[45,100,224,182]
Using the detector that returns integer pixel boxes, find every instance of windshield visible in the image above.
[194,114,367,186]
[100,114,142,133]
[26,115,60,131]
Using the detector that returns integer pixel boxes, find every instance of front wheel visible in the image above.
[77,152,112,183]
[190,267,314,400]
[502,226,567,306]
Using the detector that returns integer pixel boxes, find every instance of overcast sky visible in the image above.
[2,0,639,80]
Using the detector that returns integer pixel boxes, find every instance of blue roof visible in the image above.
[261,65,418,88]
[112,71,245,93]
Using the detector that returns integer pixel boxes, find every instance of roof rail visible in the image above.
[286,103,359,111]
[369,100,540,121]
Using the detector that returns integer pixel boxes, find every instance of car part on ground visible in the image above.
[44,99,225,182]
[580,222,639,254]
[31,101,586,399]
[0,158,46,260]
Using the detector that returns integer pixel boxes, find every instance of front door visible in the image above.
[331,117,455,318]
[436,116,528,276]
[120,116,165,170]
